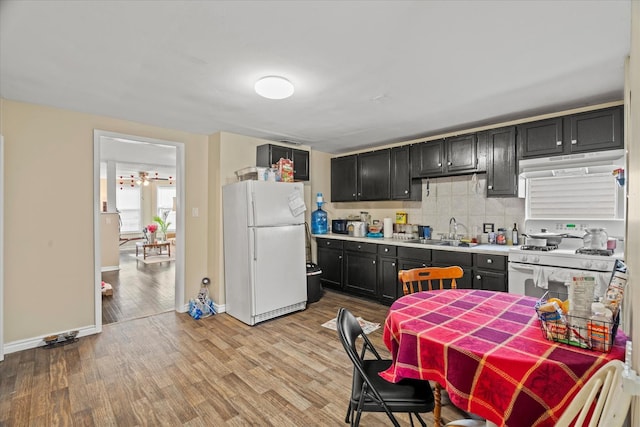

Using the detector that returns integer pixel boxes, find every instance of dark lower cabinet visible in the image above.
[316,238,508,303]
[316,239,343,290]
[378,245,398,305]
[343,242,378,297]
[473,253,507,292]
[432,250,473,289]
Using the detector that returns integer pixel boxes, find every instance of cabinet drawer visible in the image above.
[432,250,473,267]
[344,241,377,254]
[378,245,397,256]
[397,247,431,262]
[474,254,506,271]
[317,238,343,250]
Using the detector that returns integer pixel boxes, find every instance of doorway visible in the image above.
[93,130,185,330]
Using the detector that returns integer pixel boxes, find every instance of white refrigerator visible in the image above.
[222,180,307,325]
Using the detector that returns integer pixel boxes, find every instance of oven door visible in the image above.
[508,262,573,298]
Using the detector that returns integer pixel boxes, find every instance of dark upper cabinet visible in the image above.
[411,134,478,178]
[411,139,445,177]
[517,117,564,158]
[358,149,391,201]
[390,146,421,201]
[484,126,518,197]
[566,107,623,153]
[446,133,478,173]
[256,144,310,181]
[519,106,623,159]
[331,155,358,202]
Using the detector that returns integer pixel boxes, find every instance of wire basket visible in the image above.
[535,291,619,353]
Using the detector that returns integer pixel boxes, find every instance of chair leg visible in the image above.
[414,413,427,427]
[434,383,442,427]
[345,404,351,424]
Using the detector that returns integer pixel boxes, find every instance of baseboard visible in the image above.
[4,325,100,355]
[181,302,226,314]
[101,266,119,272]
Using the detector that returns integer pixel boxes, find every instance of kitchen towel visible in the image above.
[383,218,393,238]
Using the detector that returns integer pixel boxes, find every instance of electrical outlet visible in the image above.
[192,207,199,217]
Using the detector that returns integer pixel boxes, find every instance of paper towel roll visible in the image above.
[383,218,393,238]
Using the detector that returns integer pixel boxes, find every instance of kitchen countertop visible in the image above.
[312,233,511,256]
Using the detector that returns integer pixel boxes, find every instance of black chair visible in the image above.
[336,308,435,427]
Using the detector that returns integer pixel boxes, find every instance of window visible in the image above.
[157,186,176,231]
[116,186,141,232]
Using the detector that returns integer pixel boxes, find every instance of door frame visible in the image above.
[93,130,185,331]
[1,135,4,361]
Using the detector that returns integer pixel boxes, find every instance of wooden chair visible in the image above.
[398,266,464,295]
[397,266,465,427]
[555,359,631,427]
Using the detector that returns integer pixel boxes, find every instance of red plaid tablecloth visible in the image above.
[380,289,626,427]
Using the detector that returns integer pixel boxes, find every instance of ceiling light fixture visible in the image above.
[254,76,294,99]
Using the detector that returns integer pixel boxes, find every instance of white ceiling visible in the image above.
[0,1,632,155]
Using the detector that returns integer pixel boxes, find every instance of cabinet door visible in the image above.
[317,247,343,290]
[291,148,309,181]
[378,257,398,305]
[331,155,358,202]
[567,107,623,153]
[411,140,444,177]
[518,118,565,158]
[473,270,507,292]
[343,252,377,297]
[358,149,390,201]
[391,146,419,200]
[486,126,518,197]
[445,134,477,173]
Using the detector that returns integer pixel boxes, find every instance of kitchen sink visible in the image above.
[406,238,470,247]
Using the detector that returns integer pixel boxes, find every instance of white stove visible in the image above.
[507,220,624,296]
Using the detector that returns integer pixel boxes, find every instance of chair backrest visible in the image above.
[555,359,631,427]
[336,307,381,365]
[398,266,464,295]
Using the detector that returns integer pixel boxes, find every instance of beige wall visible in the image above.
[1,99,209,343]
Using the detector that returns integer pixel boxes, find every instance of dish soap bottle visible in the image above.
[311,192,328,234]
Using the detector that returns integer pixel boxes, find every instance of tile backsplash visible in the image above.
[327,173,525,240]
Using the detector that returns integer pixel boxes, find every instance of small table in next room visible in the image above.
[136,241,171,260]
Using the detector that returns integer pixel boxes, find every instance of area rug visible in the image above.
[322,316,380,334]
[129,253,175,264]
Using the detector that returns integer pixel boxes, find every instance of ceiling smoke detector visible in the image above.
[254,76,294,100]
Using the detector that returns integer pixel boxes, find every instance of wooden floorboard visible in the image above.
[101,249,175,325]
[0,290,471,426]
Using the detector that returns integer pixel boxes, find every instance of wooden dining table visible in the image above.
[380,289,627,427]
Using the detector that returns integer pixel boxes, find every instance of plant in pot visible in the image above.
[153,212,171,242]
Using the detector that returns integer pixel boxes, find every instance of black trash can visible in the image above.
[306,262,323,303]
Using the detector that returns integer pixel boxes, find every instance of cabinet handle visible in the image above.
[476,275,482,280]
[339,255,342,259]
[352,193,356,197]
[384,248,389,252]
[447,161,452,166]
[556,140,562,146]
[571,139,577,145]
[422,263,427,267]
[392,262,396,267]
[438,163,442,167]
[404,190,408,194]
[358,245,361,249]
[487,259,493,264]
[372,260,376,265]
[488,185,493,190]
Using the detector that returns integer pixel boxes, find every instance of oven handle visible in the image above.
[508,263,535,273]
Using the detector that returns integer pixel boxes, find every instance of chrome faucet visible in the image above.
[449,217,458,239]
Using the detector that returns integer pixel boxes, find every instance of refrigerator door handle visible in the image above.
[253,228,258,261]
[251,196,257,227]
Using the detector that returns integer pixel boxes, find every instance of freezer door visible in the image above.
[249,181,305,226]
[250,224,307,315]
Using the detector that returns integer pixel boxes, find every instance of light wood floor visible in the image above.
[101,249,175,325]
[0,290,469,426]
